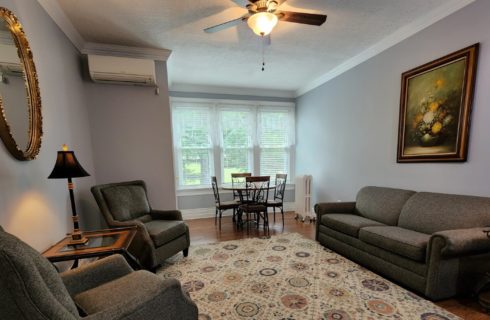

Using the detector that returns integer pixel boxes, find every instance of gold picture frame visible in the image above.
[397,44,479,163]
[0,7,42,160]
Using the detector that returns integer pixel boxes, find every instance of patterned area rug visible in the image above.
[158,233,459,320]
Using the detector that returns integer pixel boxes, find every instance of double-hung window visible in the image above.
[172,98,295,189]
[172,103,214,189]
[219,107,254,183]
[258,107,295,177]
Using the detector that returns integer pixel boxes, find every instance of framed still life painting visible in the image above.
[397,44,479,162]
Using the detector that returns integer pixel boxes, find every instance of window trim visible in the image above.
[171,97,296,191]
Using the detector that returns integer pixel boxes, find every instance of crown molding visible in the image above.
[296,0,477,97]
[82,42,172,61]
[36,0,85,50]
[36,0,172,61]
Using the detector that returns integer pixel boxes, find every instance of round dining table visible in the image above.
[220,183,276,232]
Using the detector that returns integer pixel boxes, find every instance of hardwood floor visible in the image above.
[186,212,490,320]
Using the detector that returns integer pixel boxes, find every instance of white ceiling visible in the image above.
[52,0,470,95]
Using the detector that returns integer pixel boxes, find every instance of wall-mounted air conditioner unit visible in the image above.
[87,54,156,86]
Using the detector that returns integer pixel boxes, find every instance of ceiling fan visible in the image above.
[204,0,327,37]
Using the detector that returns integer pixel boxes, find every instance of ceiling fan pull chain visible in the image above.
[261,34,266,71]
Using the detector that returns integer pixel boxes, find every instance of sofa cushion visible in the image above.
[355,186,415,225]
[398,192,490,234]
[359,226,430,262]
[145,220,188,247]
[101,185,151,221]
[321,214,385,238]
[74,270,162,315]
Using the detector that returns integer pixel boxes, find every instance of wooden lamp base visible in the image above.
[68,230,89,246]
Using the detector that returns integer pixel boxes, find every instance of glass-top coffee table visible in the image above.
[42,227,140,269]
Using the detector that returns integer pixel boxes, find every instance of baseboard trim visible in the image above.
[182,202,295,220]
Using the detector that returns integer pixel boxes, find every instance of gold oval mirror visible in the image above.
[0,7,42,161]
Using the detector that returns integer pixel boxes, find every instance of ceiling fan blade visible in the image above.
[204,15,248,33]
[271,0,287,7]
[277,11,327,26]
[231,0,252,7]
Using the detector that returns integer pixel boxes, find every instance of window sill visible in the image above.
[176,184,295,197]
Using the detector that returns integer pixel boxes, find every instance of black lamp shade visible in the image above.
[48,151,90,179]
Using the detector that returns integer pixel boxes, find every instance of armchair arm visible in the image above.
[61,255,133,296]
[85,278,198,320]
[429,227,490,258]
[150,209,183,221]
[314,202,356,219]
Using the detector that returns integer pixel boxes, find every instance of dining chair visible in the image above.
[211,176,239,228]
[267,173,288,226]
[231,172,252,202]
[238,176,270,233]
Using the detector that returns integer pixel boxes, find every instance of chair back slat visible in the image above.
[243,176,270,205]
[211,176,221,205]
[274,174,288,201]
[231,173,252,200]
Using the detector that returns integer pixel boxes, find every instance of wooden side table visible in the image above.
[42,227,140,270]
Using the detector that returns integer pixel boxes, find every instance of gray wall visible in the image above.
[0,0,98,251]
[86,61,177,210]
[296,0,490,205]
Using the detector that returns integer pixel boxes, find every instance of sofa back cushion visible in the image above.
[398,192,490,234]
[356,186,416,225]
[101,185,151,221]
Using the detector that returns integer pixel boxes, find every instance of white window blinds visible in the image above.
[172,104,214,188]
[172,99,295,189]
[258,107,295,177]
[219,108,254,183]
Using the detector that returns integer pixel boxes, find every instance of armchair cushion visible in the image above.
[101,185,151,221]
[145,220,189,247]
[61,255,133,296]
[431,227,490,257]
[75,270,162,315]
[359,226,430,262]
[321,214,385,237]
[0,228,80,319]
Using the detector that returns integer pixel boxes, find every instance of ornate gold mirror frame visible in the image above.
[0,7,42,160]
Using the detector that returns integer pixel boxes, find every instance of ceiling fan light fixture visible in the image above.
[247,12,278,36]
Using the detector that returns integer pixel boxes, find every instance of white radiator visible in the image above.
[294,175,315,222]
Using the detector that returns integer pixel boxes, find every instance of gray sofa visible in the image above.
[315,186,490,300]
[0,226,198,319]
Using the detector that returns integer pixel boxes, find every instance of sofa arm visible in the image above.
[85,278,198,320]
[150,209,183,221]
[430,227,490,258]
[61,255,133,296]
[314,202,356,219]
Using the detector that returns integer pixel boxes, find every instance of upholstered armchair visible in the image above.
[91,180,190,270]
[0,226,198,320]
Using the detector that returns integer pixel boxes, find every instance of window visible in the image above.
[172,99,295,189]
[219,108,254,183]
[258,108,294,177]
[172,105,214,188]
